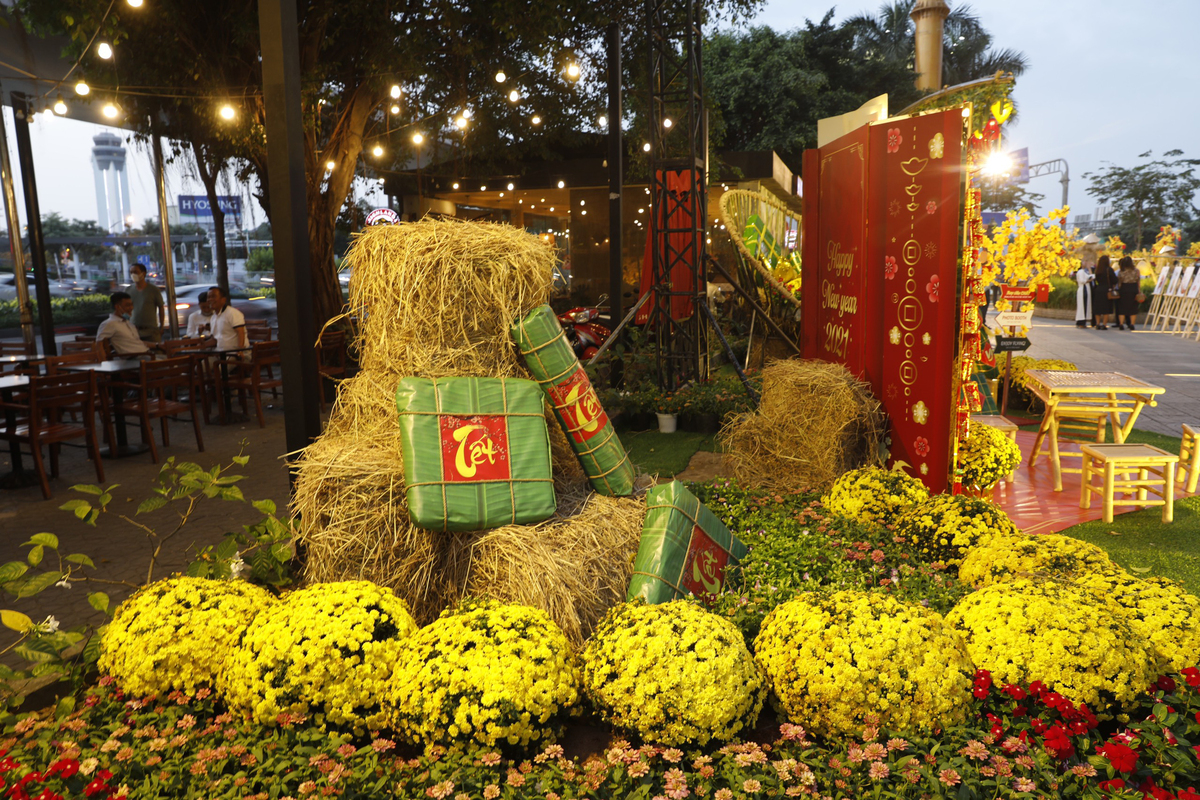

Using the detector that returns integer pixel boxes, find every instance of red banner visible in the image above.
[866,112,965,493]
[802,109,967,494]
[801,127,879,387]
[1000,286,1035,302]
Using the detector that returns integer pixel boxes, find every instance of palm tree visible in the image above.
[845,1,1029,86]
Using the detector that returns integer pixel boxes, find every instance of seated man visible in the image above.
[208,286,247,352]
[96,292,150,356]
[186,291,214,337]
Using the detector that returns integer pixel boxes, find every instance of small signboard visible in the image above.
[995,310,1034,328]
[1000,286,1036,303]
[994,336,1031,353]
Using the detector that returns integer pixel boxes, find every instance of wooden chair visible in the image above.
[1180,424,1200,495]
[1080,443,1179,523]
[160,338,215,423]
[112,357,205,463]
[316,330,348,410]
[0,340,36,358]
[60,340,104,358]
[221,341,283,428]
[244,319,273,342]
[0,371,105,499]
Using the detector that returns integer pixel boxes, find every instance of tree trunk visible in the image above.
[193,143,230,293]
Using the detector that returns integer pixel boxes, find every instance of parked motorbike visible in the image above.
[557,298,611,361]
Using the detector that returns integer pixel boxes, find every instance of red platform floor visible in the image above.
[989,431,1195,534]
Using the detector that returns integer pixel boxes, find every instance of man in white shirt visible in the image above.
[208,286,247,352]
[185,291,214,338]
[95,292,150,356]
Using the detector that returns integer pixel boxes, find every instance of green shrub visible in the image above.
[0,294,111,329]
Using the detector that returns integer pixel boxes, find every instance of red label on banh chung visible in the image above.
[438,415,511,483]
[546,367,609,444]
[680,525,729,604]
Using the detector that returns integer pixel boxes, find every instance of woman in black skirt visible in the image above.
[1115,255,1141,330]
[1092,255,1116,329]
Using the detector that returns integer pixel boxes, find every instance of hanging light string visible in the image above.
[38,0,118,102]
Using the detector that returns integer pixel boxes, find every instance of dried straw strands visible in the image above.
[720,359,886,492]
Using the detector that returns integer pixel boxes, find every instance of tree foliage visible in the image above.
[844,1,1029,87]
[18,0,761,327]
[704,14,919,173]
[1084,149,1200,250]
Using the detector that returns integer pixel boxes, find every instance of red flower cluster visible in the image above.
[0,751,119,800]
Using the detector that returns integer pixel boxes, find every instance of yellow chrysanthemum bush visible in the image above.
[391,600,580,752]
[99,577,275,698]
[892,494,1019,569]
[1072,571,1200,674]
[753,591,972,738]
[958,532,1116,589]
[956,422,1021,491]
[946,578,1156,709]
[219,580,418,732]
[581,600,765,746]
[822,466,929,527]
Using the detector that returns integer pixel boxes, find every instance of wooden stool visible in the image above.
[971,414,1019,480]
[1080,443,1179,523]
[1180,424,1200,494]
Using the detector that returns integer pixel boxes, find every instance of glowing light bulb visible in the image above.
[97,42,113,59]
[372,144,384,157]
[412,133,424,145]
[495,71,506,83]
[452,182,459,190]
[74,81,90,96]
[508,89,519,103]
[531,115,541,125]
[506,183,514,190]
[557,180,565,189]
[102,103,118,119]
[325,160,335,171]
[566,63,580,80]
[642,142,651,152]
[455,116,467,129]
[390,104,400,115]
[390,84,401,99]
[53,96,67,115]
[126,0,143,6]
[598,115,607,127]
[480,185,487,191]
[663,117,673,129]
[219,104,235,120]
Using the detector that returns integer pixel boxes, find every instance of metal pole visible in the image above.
[1060,161,1069,209]
[258,0,322,461]
[153,136,180,339]
[0,91,35,351]
[606,22,624,387]
[10,93,55,357]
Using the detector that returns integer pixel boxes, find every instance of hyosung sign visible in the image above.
[177,195,243,218]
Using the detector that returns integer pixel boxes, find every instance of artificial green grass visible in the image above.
[1061,495,1200,595]
[622,430,717,478]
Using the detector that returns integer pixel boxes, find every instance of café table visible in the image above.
[61,359,150,458]
[1024,369,1166,492]
[0,373,35,489]
[0,354,47,371]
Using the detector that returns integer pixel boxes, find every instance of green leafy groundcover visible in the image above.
[4,670,1200,798]
[693,479,969,644]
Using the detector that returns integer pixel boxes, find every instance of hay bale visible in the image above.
[720,359,885,491]
[344,219,555,375]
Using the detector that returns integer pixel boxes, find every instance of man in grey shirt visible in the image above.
[128,263,164,343]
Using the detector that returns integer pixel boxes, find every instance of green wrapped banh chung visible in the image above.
[627,481,748,605]
[395,376,556,532]
[512,304,635,497]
